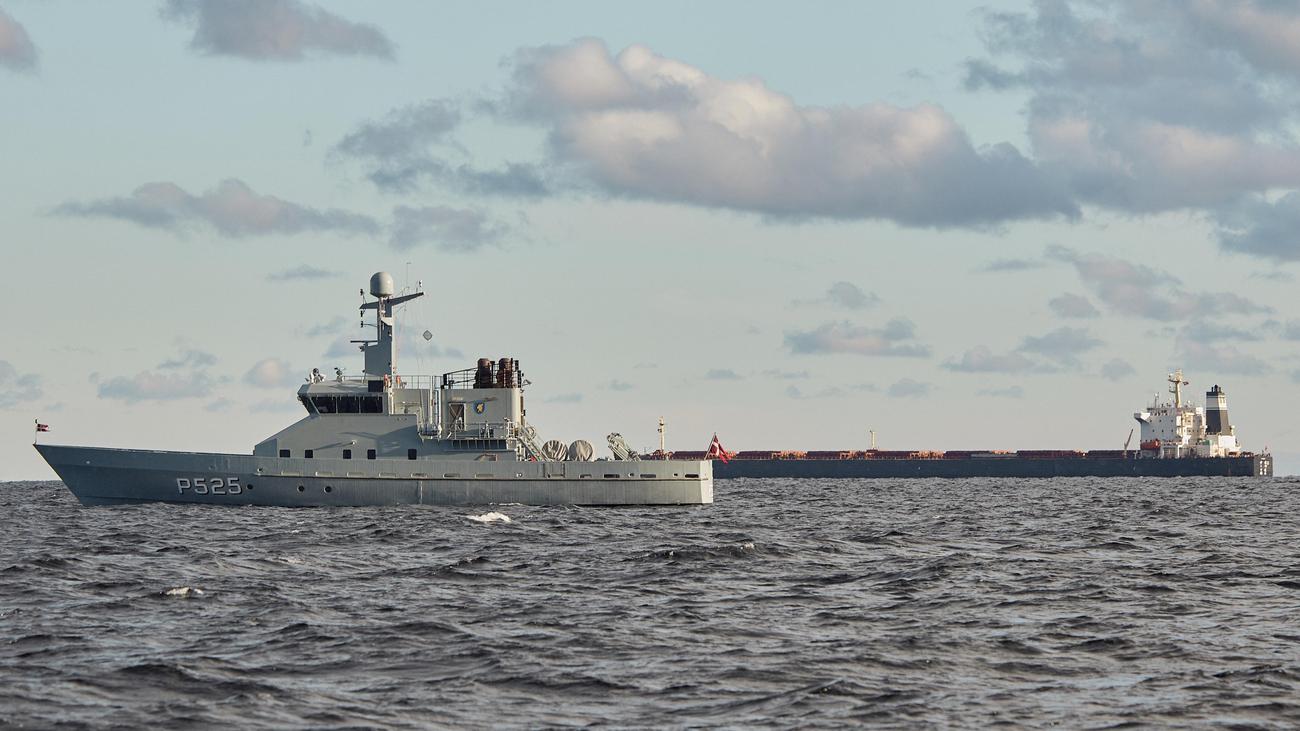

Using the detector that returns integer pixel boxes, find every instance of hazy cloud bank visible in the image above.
[0,361,42,409]
[0,6,37,72]
[162,0,394,61]
[56,179,380,238]
[785,318,929,357]
[56,179,508,251]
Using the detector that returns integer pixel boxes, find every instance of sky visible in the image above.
[2,0,1298,479]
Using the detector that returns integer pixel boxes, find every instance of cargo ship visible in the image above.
[645,371,1273,478]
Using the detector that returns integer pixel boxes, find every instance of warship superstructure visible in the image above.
[655,371,1273,478]
[36,272,713,506]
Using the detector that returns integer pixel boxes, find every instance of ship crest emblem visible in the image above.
[473,401,486,414]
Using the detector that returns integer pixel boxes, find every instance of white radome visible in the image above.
[369,271,395,298]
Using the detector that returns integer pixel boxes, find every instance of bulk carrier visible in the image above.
[647,371,1273,478]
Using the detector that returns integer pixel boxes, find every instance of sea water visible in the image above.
[2,478,1298,728]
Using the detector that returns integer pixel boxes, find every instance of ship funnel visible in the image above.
[1206,385,1230,435]
[369,271,395,298]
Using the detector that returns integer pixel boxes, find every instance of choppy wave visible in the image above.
[2,477,1299,728]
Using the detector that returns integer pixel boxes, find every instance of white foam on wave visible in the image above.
[164,586,205,597]
[467,512,513,524]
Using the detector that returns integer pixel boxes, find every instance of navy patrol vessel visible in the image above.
[35,272,713,506]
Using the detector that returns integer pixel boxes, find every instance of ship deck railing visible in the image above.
[330,374,436,391]
[439,365,524,390]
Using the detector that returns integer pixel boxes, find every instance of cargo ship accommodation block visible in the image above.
[1133,370,1242,459]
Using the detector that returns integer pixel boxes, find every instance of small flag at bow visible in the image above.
[35,421,50,433]
[706,433,731,463]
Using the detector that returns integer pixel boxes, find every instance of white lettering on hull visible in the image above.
[176,477,243,495]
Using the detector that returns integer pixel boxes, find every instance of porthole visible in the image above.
[297,485,305,493]
[247,484,254,491]
[324,485,333,493]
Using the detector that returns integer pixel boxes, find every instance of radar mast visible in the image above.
[1167,369,1188,407]
[356,271,424,377]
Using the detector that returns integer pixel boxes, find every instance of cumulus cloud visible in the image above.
[1048,245,1270,320]
[963,1,1300,263]
[942,346,1038,374]
[1100,358,1136,381]
[785,318,929,357]
[56,179,380,238]
[324,337,359,359]
[1286,321,1300,341]
[389,205,506,251]
[97,371,214,401]
[0,6,37,72]
[1049,293,1099,319]
[980,258,1043,272]
[489,38,1076,226]
[704,368,742,381]
[761,369,810,380]
[825,282,879,310]
[887,378,931,398]
[243,358,300,388]
[0,360,42,409]
[1178,320,1262,343]
[968,1,1300,212]
[1018,326,1102,365]
[158,349,218,370]
[336,100,460,162]
[1176,339,1271,375]
[251,398,302,413]
[786,384,858,400]
[304,316,348,338]
[268,265,341,281]
[1216,193,1300,262]
[333,100,549,196]
[1248,270,1294,282]
[162,0,394,61]
[794,282,879,310]
[370,159,549,198]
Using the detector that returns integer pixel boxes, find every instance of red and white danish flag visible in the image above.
[706,433,731,463]
[35,420,49,433]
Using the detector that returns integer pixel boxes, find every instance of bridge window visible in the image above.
[304,449,314,459]
[279,449,290,458]
[408,448,418,460]
[309,395,383,414]
[367,449,377,460]
[343,449,352,460]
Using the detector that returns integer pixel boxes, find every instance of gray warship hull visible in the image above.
[35,444,713,507]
